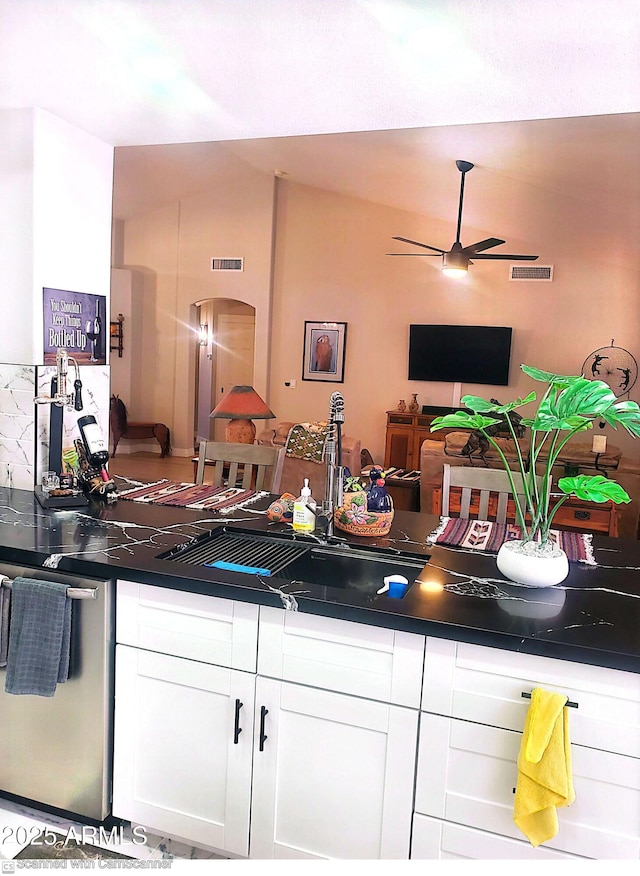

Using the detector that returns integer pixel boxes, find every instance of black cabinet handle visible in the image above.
[259,706,269,751]
[233,698,243,744]
[521,690,578,709]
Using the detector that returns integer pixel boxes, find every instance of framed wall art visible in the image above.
[302,321,347,383]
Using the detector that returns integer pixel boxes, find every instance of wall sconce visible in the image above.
[199,324,209,346]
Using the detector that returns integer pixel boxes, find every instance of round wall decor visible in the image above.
[582,342,638,397]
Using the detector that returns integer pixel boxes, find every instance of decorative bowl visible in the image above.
[333,490,394,537]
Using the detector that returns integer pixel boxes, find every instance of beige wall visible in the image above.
[121,168,275,455]
[120,169,640,463]
[271,180,640,462]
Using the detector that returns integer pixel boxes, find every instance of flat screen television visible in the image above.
[408,324,513,386]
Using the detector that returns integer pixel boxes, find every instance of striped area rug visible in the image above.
[118,479,263,511]
[429,517,595,565]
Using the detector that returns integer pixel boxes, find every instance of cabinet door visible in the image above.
[412,426,433,471]
[113,644,255,856]
[384,424,413,469]
[250,677,418,859]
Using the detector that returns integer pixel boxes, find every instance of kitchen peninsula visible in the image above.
[0,484,639,860]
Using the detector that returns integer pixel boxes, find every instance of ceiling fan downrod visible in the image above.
[454,160,474,245]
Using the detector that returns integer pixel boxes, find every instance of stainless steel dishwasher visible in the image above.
[0,562,114,821]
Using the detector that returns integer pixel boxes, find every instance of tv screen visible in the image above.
[408,324,512,386]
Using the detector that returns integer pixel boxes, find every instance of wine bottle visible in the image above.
[94,299,104,360]
[78,414,109,469]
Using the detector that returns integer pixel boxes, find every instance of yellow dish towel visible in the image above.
[513,687,575,847]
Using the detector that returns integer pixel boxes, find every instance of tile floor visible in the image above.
[0,796,227,861]
[108,450,196,486]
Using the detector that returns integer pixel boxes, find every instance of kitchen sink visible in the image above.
[157,526,429,597]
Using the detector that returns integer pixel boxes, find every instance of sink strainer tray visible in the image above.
[158,529,310,576]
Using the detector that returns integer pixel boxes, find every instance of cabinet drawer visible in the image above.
[553,499,616,535]
[423,637,640,757]
[415,712,640,858]
[258,606,425,707]
[116,580,259,671]
[411,813,578,860]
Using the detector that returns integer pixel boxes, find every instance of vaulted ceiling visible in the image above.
[3,0,640,262]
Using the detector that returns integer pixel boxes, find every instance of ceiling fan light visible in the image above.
[442,266,468,278]
[442,249,468,278]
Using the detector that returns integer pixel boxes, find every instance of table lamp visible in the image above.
[209,385,276,444]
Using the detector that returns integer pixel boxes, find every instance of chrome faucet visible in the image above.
[319,391,345,538]
[35,349,83,410]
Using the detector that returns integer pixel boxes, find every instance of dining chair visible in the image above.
[195,441,285,493]
[435,463,541,524]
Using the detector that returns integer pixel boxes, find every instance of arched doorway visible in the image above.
[195,298,256,445]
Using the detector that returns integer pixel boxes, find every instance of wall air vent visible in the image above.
[211,257,244,272]
[509,264,554,281]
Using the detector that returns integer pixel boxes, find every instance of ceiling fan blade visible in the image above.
[463,237,506,254]
[471,254,539,261]
[386,253,442,257]
[392,236,446,254]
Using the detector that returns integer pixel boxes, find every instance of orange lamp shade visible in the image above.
[210,385,276,444]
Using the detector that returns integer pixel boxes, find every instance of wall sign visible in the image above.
[43,288,107,365]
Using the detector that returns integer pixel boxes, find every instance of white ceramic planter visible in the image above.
[496,539,569,587]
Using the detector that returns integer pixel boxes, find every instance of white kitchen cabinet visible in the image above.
[113,643,256,856]
[258,605,424,707]
[113,583,425,860]
[249,675,419,859]
[411,814,577,860]
[412,637,640,860]
[116,579,259,671]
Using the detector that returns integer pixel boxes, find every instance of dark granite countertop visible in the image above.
[1,483,639,674]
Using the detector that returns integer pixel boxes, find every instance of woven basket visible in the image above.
[333,490,394,537]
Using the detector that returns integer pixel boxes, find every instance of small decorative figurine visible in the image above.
[366,468,393,512]
[397,399,407,412]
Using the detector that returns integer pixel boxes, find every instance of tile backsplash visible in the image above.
[0,364,36,490]
[0,362,110,491]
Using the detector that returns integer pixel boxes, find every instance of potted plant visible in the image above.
[430,364,640,586]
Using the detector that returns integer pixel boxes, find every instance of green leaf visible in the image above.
[430,412,499,431]
[599,399,640,437]
[521,365,582,387]
[554,378,617,419]
[557,474,631,504]
[529,406,592,432]
[492,392,536,414]
[459,395,501,413]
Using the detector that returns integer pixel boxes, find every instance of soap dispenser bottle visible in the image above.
[292,478,316,532]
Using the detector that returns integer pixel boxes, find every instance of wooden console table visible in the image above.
[432,485,618,537]
[384,409,466,470]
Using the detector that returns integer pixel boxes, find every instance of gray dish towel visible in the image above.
[4,577,72,696]
[0,576,10,667]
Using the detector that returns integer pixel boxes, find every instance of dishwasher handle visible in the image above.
[0,578,98,600]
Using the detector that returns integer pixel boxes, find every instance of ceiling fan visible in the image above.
[387,160,539,277]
